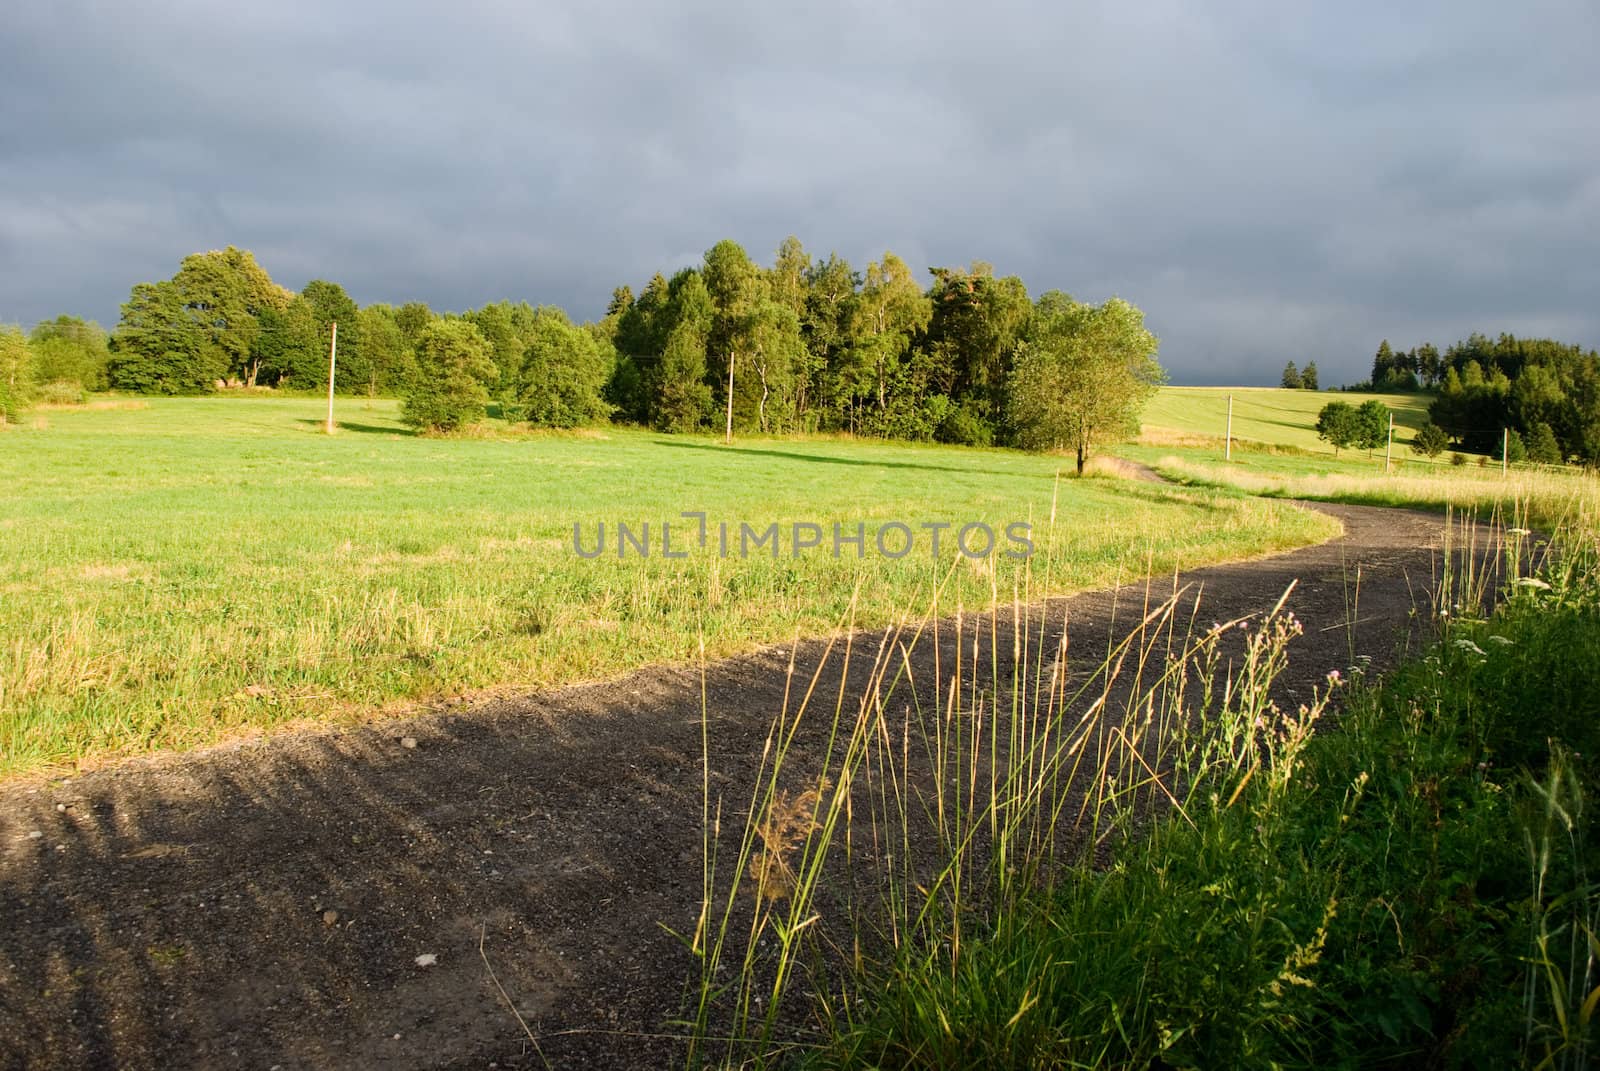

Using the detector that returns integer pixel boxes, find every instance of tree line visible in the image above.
[599,238,1161,464]
[1351,334,1600,464]
[3,240,1166,466]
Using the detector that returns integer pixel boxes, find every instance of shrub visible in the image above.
[1411,420,1450,458]
[32,381,86,406]
[935,398,993,447]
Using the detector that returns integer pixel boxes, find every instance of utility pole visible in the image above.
[1502,427,1509,476]
[324,320,338,435]
[1225,394,1233,461]
[724,355,735,444]
[1384,413,1393,472]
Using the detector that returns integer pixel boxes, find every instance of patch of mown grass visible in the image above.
[791,528,1600,1069]
[0,396,1338,777]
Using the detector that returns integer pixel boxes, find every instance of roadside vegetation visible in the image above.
[690,512,1600,1068]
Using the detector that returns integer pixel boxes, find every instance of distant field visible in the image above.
[1130,387,1600,530]
[0,397,1338,776]
[1144,387,1434,453]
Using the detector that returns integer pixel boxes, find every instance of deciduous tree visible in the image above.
[30,316,111,390]
[173,247,292,386]
[401,319,497,432]
[1411,420,1449,457]
[0,326,34,421]
[1315,401,1359,456]
[1008,293,1163,472]
[110,281,223,394]
[513,308,613,427]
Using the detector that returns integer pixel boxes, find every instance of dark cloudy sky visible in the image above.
[3,1,1596,384]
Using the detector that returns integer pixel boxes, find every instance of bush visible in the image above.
[32,381,86,406]
[1411,420,1450,458]
[400,319,498,432]
[934,398,993,447]
[1451,451,1468,466]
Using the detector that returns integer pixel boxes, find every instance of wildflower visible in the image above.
[1486,635,1514,646]
[1515,577,1552,591]
[1508,527,1531,536]
[1453,638,1486,656]
[1326,669,1343,685]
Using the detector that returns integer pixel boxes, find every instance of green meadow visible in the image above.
[1142,386,1433,452]
[0,396,1335,776]
[1132,387,1600,527]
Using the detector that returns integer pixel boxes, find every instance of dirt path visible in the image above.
[0,502,1489,1070]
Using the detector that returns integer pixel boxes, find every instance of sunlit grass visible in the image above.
[0,396,1338,776]
[1138,449,1600,531]
[1143,386,1433,453]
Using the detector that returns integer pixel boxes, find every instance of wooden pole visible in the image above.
[724,355,734,444]
[1384,413,1393,472]
[325,321,338,435]
[1225,395,1233,461]
[1502,427,1508,476]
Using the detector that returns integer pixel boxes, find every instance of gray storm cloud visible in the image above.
[1,0,1595,384]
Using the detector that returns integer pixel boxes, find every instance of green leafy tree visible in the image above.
[1354,400,1390,453]
[852,252,933,425]
[249,296,320,387]
[702,240,765,439]
[768,236,825,428]
[394,302,434,352]
[1281,361,1302,389]
[649,271,715,432]
[0,326,35,421]
[1411,421,1449,457]
[802,254,861,430]
[747,298,806,433]
[1301,361,1319,390]
[173,247,292,386]
[1008,293,1163,472]
[925,263,1032,432]
[356,305,410,396]
[513,308,613,427]
[299,280,363,392]
[109,280,224,393]
[29,316,111,390]
[655,323,714,432]
[401,319,497,432]
[1315,401,1359,456]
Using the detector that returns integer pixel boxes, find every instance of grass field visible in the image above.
[0,396,1338,776]
[1143,386,1433,452]
[1132,388,1600,528]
